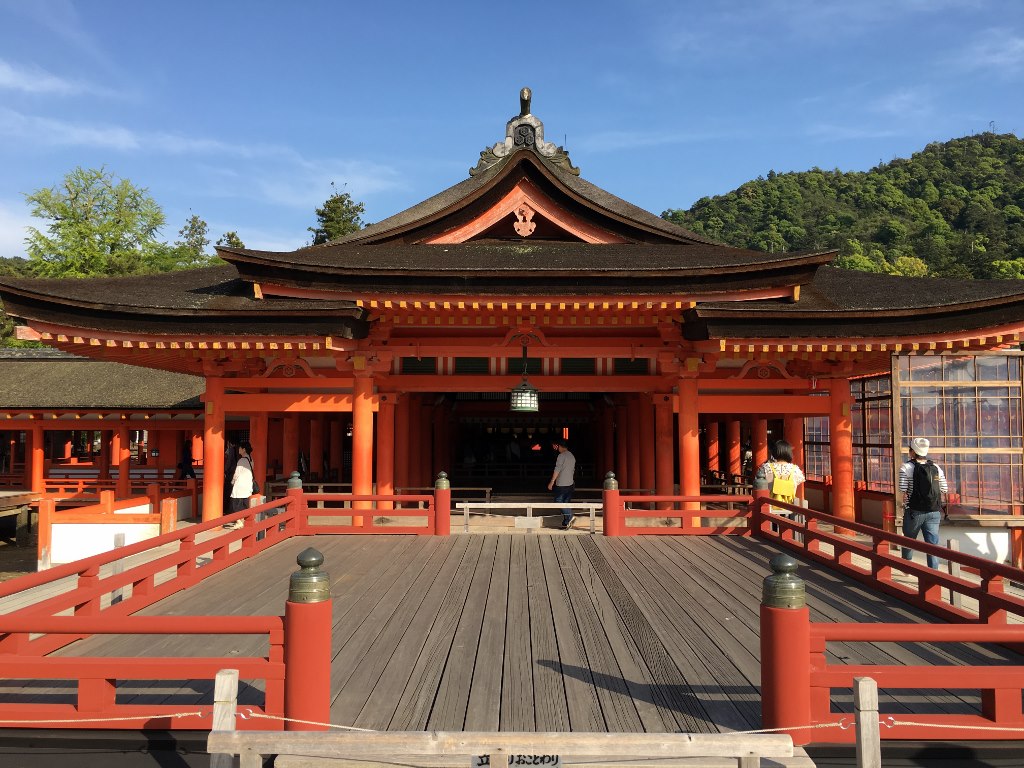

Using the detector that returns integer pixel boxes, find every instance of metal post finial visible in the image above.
[762,553,805,608]
[603,471,619,490]
[435,471,450,490]
[289,547,331,603]
[287,470,303,490]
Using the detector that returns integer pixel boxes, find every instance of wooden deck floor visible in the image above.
[35,533,1024,734]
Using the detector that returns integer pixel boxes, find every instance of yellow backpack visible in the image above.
[769,462,796,505]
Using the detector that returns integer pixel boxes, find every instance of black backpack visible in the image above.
[908,460,942,511]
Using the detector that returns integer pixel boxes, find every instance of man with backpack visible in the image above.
[898,437,948,569]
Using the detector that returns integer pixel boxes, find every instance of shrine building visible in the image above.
[3,88,1024,534]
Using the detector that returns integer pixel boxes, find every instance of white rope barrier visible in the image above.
[0,710,203,725]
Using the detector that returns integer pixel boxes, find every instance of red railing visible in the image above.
[750,495,1024,624]
[1,495,299,657]
[762,603,1024,744]
[602,487,753,536]
[0,615,284,730]
[300,492,438,535]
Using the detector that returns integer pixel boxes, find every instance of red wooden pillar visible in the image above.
[283,415,299,477]
[677,378,700,499]
[352,375,374,497]
[395,394,411,493]
[63,435,73,460]
[784,415,804,494]
[654,394,675,498]
[267,419,283,478]
[251,412,269,492]
[639,394,656,495]
[309,416,324,481]
[201,377,225,522]
[615,401,629,488]
[601,402,615,477]
[419,399,433,488]
[98,430,112,480]
[191,432,203,464]
[30,424,44,494]
[752,417,769,474]
[328,417,342,483]
[159,430,177,475]
[706,420,720,474]
[377,394,395,509]
[727,420,741,477]
[432,401,446,477]
[408,395,422,489]
[829,378,855,523]
[627,396,642,491]
[114,426,131,499]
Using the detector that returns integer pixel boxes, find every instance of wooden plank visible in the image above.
[525,535,570,732]
[571,537,699,732]
[550,537,644,732]
[537,535,605,732]
[428,535,500,730]
[500,536,534,731]
[464,535,511,731]
[384,536,486,729]
[597,537,760,731]
[334,539,459,726]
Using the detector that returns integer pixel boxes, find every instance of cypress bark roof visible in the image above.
[0,351,204,408]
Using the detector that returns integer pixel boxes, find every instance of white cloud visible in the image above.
[0,59,80,95]
[958,28,1024,72]
[868,88,933,118]
[0,199,34,259]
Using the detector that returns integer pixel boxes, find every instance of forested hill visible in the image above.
[661,132,1024,279]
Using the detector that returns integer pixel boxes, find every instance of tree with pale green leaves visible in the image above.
[25,167,166,277]
[308,184,365,245]
[216,231,245,249]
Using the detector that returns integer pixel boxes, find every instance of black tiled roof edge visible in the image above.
[218,242,835,274]
[697,266,1024,315]
[305,148,717,247]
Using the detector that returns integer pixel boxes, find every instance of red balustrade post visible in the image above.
[434,471,451,536]
[751,486,770,536]
[284,548,332,731]
[285,471,307,536]
[37,498,55,571]
[760,554,812,745]
[160,497,176,534]
[602,471,622,537]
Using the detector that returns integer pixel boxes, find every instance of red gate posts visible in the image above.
[759,554,812,745]
[602,471,621,537]
[434,472,451,536]
[284,548,332,730]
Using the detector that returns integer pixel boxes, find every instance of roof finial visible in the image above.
[519,87,532,117]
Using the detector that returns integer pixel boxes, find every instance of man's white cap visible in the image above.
[911,437,930,457]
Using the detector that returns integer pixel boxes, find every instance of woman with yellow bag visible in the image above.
[755,439,805,517]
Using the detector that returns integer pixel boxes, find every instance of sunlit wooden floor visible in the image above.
[34,533,1024,734]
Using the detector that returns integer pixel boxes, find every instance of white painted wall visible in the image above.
[51,520,160,564]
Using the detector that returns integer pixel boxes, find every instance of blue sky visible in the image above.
[0,0,1022,259]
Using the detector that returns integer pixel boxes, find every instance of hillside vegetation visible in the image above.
[662,133,1024,279]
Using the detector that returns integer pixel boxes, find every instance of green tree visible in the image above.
[216,231,245,249]
[0,256,39,347]
[308,184,365,245]
[175,213,211,267]
[663,132,1024,279]
[24,167,166,277]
